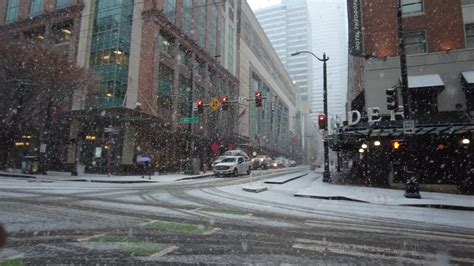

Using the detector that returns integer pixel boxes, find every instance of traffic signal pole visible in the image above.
[398,0,410,120]
[291,50,331,182]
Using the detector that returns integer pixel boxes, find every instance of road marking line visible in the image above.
[149,245,179,258]
[202,227,221,235]
[77,233,105,242]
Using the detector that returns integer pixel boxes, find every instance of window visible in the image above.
[165,0,176,24]
[178,47,191,67]
[159,34,174,56]
[209,5,218,55]
[466,24,474,49]
[198,0,207,48]
[158,64,174,109]
[52,21,73,44]
[227,25,235,73]
[179,75,191,115]
[183,0,193,36]
[56,0,70,9]
[5,0,19,23]
[30,0,44,17]
[401,0,423,14]
[404,31,427,54]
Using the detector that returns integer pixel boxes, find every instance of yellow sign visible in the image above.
[210,98,221,111]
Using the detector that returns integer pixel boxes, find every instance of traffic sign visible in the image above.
[210,98,221,111]
[403,120,415,135]
[180,117,199,124]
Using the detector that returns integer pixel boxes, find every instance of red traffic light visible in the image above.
[318,114,327,130]
[221,96,229,110]
[197,100,204,113]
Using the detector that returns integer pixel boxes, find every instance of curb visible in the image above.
[177,173,215,181]
[0,173,36,179]
[264,173,308,184]
[294,194,474,211]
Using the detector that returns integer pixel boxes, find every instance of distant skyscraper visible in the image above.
[255,0,313,108]
[308,0,348,120]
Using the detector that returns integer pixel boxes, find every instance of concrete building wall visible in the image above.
[364,49,474,115]
[239,1,297,155]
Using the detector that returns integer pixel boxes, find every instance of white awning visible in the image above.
[408,74,444,89]
[462,71,474,84]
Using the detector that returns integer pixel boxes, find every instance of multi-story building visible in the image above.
[308,0,348,120]
[1,0,299,173]
[254,0,315,163]
[339,0,474,191]
[237,0,300,159]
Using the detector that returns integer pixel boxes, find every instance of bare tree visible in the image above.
[0,30,96,171]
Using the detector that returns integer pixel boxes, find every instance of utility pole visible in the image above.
[398,0,410,119]
[291,50,331,182]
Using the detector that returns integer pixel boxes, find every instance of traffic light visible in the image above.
[255,92,262,107]
[197,100,204,113]
[386,86,398,111]
[221,96,229,111]
[391,140,405,151]
[318,114,327,130]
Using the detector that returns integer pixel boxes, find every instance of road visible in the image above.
[1,167,474,264]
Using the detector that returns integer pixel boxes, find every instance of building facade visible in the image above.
[1,0,299,173]
[237,1,301,160]
[340,0,474,192]
[254,0,316,163]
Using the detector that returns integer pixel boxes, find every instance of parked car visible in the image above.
[252,155,272,169]
[224,150,250,160]
[310,160,321,170]
[212,156,230,168]
[213,156,252,177]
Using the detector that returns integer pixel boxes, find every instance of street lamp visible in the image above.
[291,50,331,182]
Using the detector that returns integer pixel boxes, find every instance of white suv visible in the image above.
[213,156,252,177]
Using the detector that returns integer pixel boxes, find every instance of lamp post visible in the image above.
[291,50,331,182]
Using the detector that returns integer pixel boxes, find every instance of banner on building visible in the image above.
[347,0,364,57]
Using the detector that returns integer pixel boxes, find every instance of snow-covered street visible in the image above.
[1,168,474,264]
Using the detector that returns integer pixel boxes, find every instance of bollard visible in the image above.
[404,172,421,199]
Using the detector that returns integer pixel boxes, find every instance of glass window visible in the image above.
[30,0,44,17]
[158,64,174,108]
[183,0,193,36]
[466,24,474,49]
[198,0,207,48]
[227,24,235,73]
[401,0,423,14]
[159,34,174,56]
[5,0,19,23]
[404,30,427,54]
[178,47,191,67]
[165,0,176,24]
[179,75,191,115]
[52,21,73,44]
[56,0,70,9]
[209,5,218,56]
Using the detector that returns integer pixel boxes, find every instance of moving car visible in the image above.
[252,155,272,169]
[272,157,289,168]
[213,156,252,177]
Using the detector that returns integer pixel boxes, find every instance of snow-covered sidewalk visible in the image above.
[0,169,214,183]
[295,176,474,210]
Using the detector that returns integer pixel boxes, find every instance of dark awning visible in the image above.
[408,74,444,90]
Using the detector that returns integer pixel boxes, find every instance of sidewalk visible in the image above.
[0,169,215,183]
[295,175,474,211]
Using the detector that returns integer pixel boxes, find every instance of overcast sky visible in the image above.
[246,0,282,10]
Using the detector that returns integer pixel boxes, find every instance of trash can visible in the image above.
[21,156,39,174]
[184,158,200,175]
